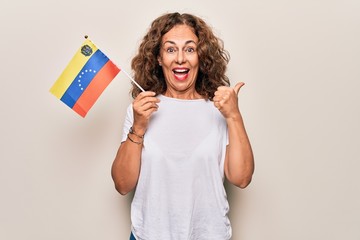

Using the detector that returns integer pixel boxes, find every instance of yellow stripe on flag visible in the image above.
[49,39,99,99]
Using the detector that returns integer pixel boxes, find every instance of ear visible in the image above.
[157,56,162,66]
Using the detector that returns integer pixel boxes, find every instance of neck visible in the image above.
[163,89,203,100]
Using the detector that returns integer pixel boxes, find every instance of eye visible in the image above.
[185,47,196,53]
[166,47,176,53]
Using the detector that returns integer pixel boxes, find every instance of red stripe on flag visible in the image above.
[72,60,120,117]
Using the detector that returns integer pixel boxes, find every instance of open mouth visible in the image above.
[173,68,190,80]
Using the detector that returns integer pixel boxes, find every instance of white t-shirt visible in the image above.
[121,95,231,240]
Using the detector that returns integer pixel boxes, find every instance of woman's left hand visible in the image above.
[213,82,245,119]
[214,82,254,188]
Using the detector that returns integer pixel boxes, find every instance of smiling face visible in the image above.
[158,24,201,99]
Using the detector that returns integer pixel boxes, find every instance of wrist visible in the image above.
[127,126,145,145]
[129,126,145,138]
[225,111,243,123]
[131,125,146,136]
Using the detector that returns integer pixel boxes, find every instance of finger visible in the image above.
[233,82,245,95]
[136,91,157,100]
[214,90,222,96]
[145,105,159,115]
[215,86,234,95]
[217,86,228,91]
[140,101,159,111]
[138,104,159,120]
[213,95,223,102]
[140,96,160,106]
[214,92,230,102]
[134,96,160,109]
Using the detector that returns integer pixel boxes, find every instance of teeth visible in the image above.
[173,69,188,73]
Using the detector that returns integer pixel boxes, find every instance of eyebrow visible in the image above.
[163,40,197,45]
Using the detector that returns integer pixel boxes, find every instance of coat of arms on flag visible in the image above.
[50,38,120,117]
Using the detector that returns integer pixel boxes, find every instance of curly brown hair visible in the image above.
[131,12,230,100]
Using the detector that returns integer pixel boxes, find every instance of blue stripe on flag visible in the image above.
[60,49,109,108]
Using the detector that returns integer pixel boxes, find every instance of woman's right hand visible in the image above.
[112,91,159,195]
[132,91,160,135]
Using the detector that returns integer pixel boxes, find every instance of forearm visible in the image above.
[225,113,254,188]
[111,138,142,195]
[111,92,158,195]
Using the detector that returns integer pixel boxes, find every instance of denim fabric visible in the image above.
[130,232,136,240]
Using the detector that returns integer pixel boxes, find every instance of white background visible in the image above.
[1,0,359,239]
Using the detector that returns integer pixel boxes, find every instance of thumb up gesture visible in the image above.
[213,82,245,119]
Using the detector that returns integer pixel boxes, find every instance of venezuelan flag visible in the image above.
[50,39,120,117]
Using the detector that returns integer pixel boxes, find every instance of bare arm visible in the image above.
[111,137,143,195]
[224,112,254,188]
[111,91,160,195]
[213,82,255,188]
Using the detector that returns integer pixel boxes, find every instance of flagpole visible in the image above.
[84,35,145,93]
[121,69,145,92]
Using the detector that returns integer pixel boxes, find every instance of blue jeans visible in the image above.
[130,232,136,240]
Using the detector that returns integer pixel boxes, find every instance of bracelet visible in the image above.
[127,133,143,145]
[129,127,144,138]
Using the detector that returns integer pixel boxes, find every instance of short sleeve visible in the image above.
[121,104,134,142]
[219,125,229,181]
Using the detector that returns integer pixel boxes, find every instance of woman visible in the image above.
[111,12,254,240]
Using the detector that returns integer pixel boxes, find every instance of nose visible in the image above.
[175,50,185,64]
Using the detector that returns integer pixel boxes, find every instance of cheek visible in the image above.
[160,54,174,66]
[162,67,173,79]
[190,56,199,68]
